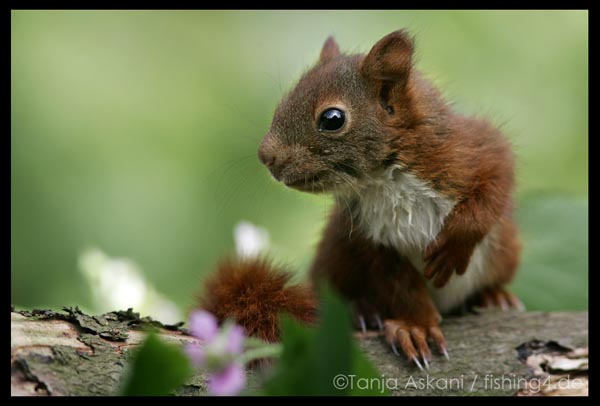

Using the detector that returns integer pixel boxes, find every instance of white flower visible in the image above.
[78,248,182,324]
[233,221,270,259]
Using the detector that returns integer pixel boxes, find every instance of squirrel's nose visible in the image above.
[258,146,276,168]
[258,136,288,179]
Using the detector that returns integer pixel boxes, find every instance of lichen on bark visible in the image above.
[11,307,588,396]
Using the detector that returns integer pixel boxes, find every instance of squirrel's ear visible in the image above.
[360,30,414,84]
[320,36,340,63]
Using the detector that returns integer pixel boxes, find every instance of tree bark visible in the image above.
[11,307,588,396]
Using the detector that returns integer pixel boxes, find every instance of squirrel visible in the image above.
[198,30,522,369]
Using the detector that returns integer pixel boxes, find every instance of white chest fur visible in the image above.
[354,165,494,314]
[356,165,455,253]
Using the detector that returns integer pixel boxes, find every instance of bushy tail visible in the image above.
[197,257,317,342]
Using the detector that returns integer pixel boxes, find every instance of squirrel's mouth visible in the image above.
[283,171,329,191]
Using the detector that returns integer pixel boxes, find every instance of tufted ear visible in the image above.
[319,36,340,63]
[360,30,414,85]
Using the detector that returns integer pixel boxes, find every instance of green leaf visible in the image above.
[262,285,387,396]
[512,194,588,311]
[240,343,283,365]
[120,333,193,396]
[348,347,387,396]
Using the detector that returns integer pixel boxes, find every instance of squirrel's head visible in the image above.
[258,30,421,194]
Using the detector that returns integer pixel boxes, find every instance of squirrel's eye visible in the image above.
[318,108,345,132]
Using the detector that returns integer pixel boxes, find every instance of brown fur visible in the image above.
[198,257,317,342]
[257,30,521,360]
[259,30,520,291]
[310,206,441,326]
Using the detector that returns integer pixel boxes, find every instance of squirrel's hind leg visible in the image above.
[467,286,525,311]
[466,217,524,312]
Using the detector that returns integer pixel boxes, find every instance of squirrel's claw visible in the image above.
[352,301,384,332]
[385,319,448,369]
[412,357,425,371]
[357,314,367,334]
[374,313,384,332]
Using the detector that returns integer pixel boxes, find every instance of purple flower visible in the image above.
[185,310,247,396]
[188,310,218,342]
[225,325,244,354]
[208,363,247,396]
[184,342,205,367]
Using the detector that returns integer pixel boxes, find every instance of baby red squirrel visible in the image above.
[199,30,522,369]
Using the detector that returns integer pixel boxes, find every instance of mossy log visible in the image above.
[11,307,588,396]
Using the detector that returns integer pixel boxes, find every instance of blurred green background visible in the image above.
[11,10,588,314]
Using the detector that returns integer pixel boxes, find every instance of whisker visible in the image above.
[211,155,257,201]
[215,173,252,218]
[333,171,362,201]
[328,171,359,238]
[214,160,262,218]
[339,185,355,238]
[256,177,270,224]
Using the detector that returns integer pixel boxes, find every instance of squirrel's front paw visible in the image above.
[423,237,475,288]
[383,319,448,370]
